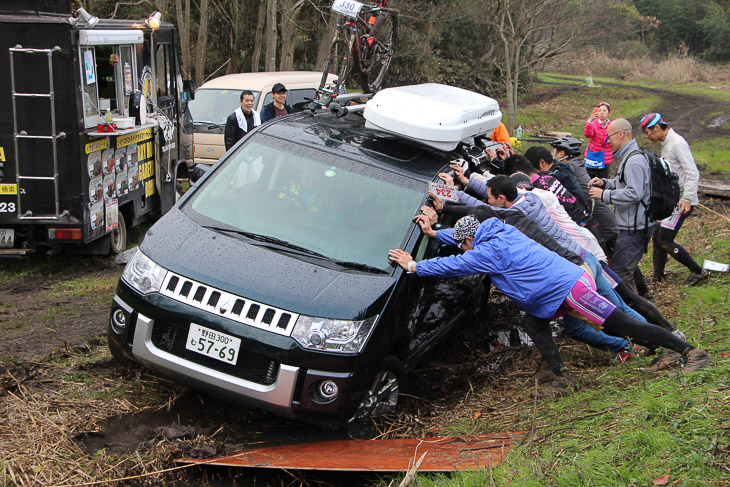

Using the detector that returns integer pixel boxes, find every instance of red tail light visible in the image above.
[49,228,82,240]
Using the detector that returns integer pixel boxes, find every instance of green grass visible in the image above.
[49,274,118,298]
[691,137,730,175]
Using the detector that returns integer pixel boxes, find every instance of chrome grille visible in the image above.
[160,272,298,336]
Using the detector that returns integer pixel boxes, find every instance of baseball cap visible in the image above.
[452,215,480,244]
[272,83,288,93]
[639,112,667,130]
[510,172,533,190]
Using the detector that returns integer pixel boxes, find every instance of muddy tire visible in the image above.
[107,330,133,367]
[350,355,406,423]
[110,211,127,255]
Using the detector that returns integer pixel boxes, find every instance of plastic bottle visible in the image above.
[105,109,112,123]
[516,125,523,139]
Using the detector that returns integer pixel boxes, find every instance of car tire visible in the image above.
[109,211,127,255]
[107,330,133,367]
[350,355,406,423]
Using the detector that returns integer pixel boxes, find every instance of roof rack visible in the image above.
[305,91,373,118]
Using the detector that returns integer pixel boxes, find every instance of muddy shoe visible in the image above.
[687,270,709,286]
[532,361,555,384]
[671,329,688,342]
[531,375,573,398]
[681,349,714,372]
[638,350,683,373]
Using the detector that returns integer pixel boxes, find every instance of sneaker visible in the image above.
[614,344,642,364]
[671,329,687,342]
[687,270,709,286]
[532,361,555,384]
[638,350,683,373]
[681,349,713,372]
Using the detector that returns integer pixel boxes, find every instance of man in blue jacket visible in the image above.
[388,215,712,394]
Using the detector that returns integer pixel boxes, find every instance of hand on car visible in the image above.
[413,214,437,237]
[421,205,438,224]
[428,191,444,212]
[485,149,497,162]
[448,163,469,185]
[438,172,454,186]
[388,248,413,270]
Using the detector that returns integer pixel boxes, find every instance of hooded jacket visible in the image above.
[416,218,584,319]
[584,118,614,166]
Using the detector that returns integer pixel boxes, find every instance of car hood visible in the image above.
[140,208,397,320]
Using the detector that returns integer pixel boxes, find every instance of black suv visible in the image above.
[108,109,486,428]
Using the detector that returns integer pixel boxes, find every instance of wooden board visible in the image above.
[179,434,525,472]
[698,179,730,199]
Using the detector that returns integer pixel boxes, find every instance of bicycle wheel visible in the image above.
[318,26,356,96]
[357,10,397,94]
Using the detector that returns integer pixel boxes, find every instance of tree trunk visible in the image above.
[279,0,296,71]
[265,0,278,72]
[251,0,266,72]
[227,1,241,74]
[315,10,338,70]
[174,0,191,78]
[194,0,210,86]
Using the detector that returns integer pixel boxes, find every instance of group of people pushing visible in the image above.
[389,105,712,396]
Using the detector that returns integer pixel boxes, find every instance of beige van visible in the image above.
[188,71,338,165]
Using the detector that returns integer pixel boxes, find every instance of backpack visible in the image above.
[619,149,680,222]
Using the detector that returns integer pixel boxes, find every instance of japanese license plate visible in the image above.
[0,228,14,248]
[186,323,241,365]
[332,0,363,18]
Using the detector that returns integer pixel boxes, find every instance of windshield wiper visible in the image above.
[201,225,326,257]
[330,260,388,274]
[192,120,224,126]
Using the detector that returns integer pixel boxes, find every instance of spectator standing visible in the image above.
[224,90,261,151]
[584,102,613,179]
[588,118,652,292]
[261,83,294,122]
[640,113,708,285]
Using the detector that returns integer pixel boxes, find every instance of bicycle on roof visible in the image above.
[315,0,398,105]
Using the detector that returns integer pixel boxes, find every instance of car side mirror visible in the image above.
[183,80,195,101]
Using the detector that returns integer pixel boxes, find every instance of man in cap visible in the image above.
[261,83,294,122]
[224,90,261,151]
[639,113,707,286]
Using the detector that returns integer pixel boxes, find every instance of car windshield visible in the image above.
[188,89,261,125]
[182,136,426,270]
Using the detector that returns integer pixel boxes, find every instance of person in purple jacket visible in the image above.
[388,215,712,394]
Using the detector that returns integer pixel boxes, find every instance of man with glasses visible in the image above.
[639,113,707,286]
[588,118,653,292]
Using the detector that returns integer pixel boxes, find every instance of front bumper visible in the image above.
[109,294,359,424]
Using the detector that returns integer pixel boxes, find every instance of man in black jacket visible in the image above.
[261,83,294,122]
[224,90,261,151]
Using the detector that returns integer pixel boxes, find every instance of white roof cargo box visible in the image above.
[363,83,502,151]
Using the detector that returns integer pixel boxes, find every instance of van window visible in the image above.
[80,45,138,128]
[184,138,424,270]
[188,89,261,125]
[262,89,317,112]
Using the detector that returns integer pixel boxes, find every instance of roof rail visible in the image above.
[304,91,373,117]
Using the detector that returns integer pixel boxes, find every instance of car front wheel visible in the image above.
[350,355,406,423]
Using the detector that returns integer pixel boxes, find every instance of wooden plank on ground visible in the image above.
[179,433,526,472]
[698,179,730,199]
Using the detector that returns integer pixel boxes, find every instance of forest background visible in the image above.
[80,0,730,131]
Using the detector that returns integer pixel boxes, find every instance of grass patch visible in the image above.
[49,273,118,298]
[690,137,730,175]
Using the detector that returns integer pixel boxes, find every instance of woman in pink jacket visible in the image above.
[584,101,613,179]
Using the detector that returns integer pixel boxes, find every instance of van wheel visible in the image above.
[350,355,406,422]
[110,211,127,255]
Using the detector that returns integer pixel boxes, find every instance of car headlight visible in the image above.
[121,249,168,294]
[291,315,378,354]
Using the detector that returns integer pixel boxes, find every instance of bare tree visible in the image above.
[194,0,211,85]
[209,0,241,74]
[174,0,192,78]
[492,0,576,132]
[279,0,307,71]
[315,9,338,70]
[251,0,267,71]
[265,0,278,71]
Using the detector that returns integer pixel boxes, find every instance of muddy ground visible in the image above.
[1,85,729,486]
